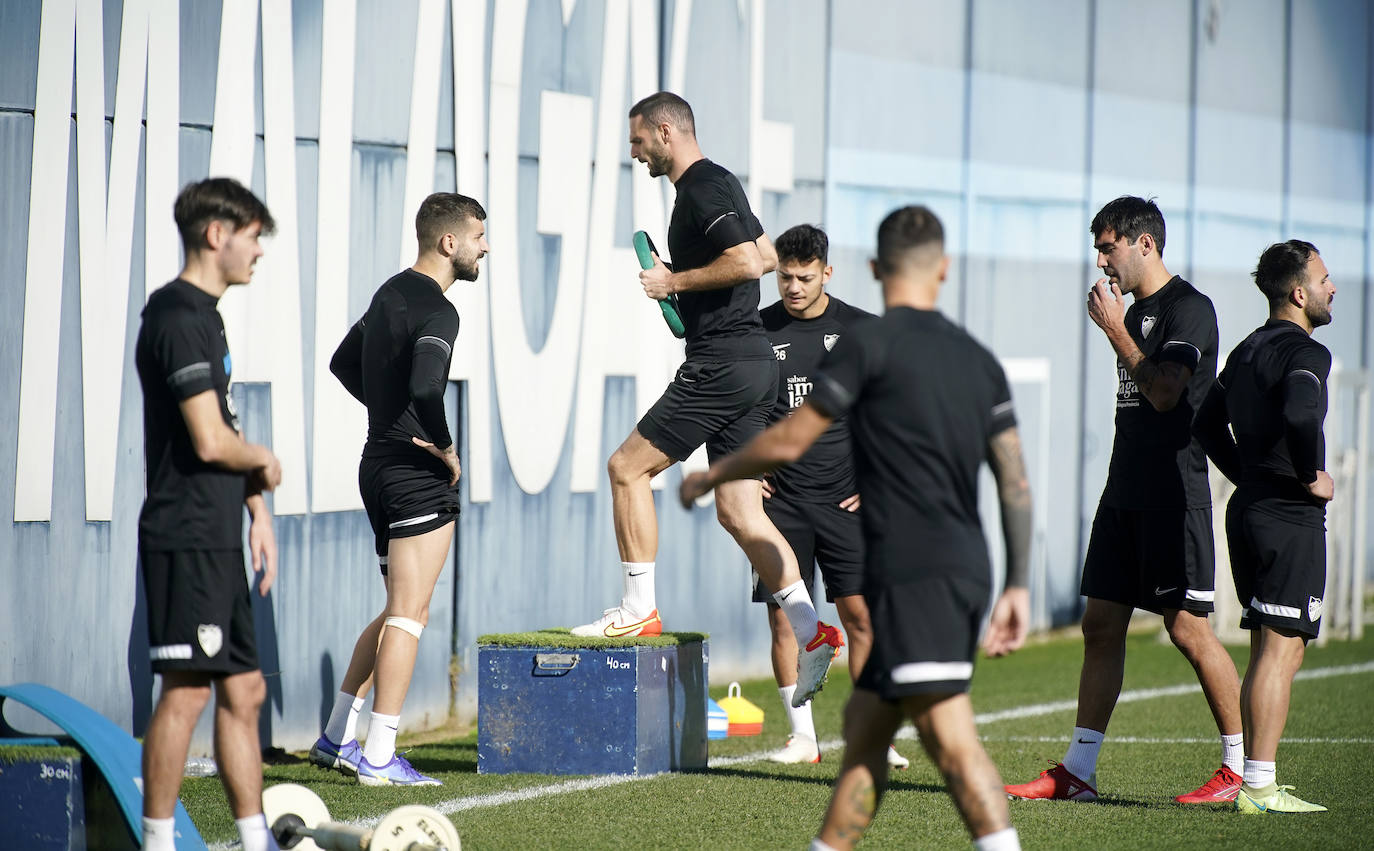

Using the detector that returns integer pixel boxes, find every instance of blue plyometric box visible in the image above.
[477,632,708,775]
[0,745,84,850]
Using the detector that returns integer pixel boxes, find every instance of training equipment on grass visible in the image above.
[0,682,206,849]
[263,782,461,851]
[633,230,686,338]
[717,682,764,736]
[706,697,728,740]
[477,630,707,775]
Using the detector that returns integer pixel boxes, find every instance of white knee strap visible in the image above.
[384,616,424,639]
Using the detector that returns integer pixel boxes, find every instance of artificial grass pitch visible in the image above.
[179,628,1374,849]
[477,628,708,649]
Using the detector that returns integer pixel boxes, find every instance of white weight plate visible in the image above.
[262,783,331,851]
[371,804,461,851]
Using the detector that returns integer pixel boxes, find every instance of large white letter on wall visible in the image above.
[16,0,180,522]
[395,0,501,502]
[449,0,494,503]
[745,0,794,211]
[488,0,593,494]
[208,0,309,515]
[569,0,680,493]
[310,0,366,513]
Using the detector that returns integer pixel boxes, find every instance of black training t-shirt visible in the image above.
[1102,276,1217,510]
[667,159,773,362]
[807,307,1017,586]
[760,295,875,503]
[135,279,246,550]
[330,269,460,457]
[1214,319,1330,519]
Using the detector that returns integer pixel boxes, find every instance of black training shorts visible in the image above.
[637,358,777,463]
[359,452,460,575]
[1226,489,1326,640]
[752,494,865,603]
[856,569,991,700]
[141,547,258,675]
[1081,504,1216,615]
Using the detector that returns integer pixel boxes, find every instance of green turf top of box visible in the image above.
[478,628,708,649]
[0,744,82,763]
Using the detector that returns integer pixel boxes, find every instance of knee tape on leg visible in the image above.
[383,616,424,639]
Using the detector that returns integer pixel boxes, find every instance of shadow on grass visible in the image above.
[262,746,306,766]
[698,765,949,796]
[405,742,479,774]
[1007,795,1156,811]
[1088,795,1158,810]
[265,765,359,786]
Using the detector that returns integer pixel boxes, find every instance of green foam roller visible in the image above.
[634,230,686,338]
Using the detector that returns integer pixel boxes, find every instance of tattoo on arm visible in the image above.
[988,428,1032,589]
[1124,349,1188,411]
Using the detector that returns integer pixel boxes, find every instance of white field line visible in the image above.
[207,660,1374,848]
[982,736,1374,744]
[971,660,1374,725]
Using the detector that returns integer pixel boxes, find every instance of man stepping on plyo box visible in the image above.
[573,92,842,708]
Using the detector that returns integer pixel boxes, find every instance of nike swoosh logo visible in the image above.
[1155,586,1178,595]
[604,617,655,637]
[1077,738,1095,744]
[627,571,647,577]
[805,631,838,652]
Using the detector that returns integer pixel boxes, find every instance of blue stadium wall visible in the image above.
[1,0,1371,751]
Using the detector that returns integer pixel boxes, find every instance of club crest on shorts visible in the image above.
[198,624,223,657]
[824,333,840,351]
[1140,315,1157,338]
[1308,596,1323,622]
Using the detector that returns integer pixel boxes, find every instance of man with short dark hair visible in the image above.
[1193,239,1336,814]
[1006,195,1244,804]
[751,224,907,769]
[682,205,1032,851]
[574,92,842,708]
[136,177,282,851]
[310,192,488,786]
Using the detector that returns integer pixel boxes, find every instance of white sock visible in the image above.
[779,685,816,741]
[1061,726,1103,781]
[1221,733,1244,774]
[1243,758,1276,789]
[141,817,177,851]
[621,562,655,616]
[773,580,820,645]
[974,827,1021,851]
[363,711,401,767]
[236,813,279,851]
[810,839,839,851]
[324,691,365,744]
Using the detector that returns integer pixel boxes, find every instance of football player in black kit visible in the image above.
[309,193,488,786]
[135,178,282,851]
[1005,196,1245,805]
[752,224,907,769]
[681,206,1032,851]
[574,92,843,707]
[1193,240,1336,814]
